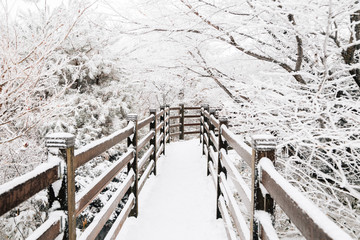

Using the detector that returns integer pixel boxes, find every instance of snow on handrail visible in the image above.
[0,160,60,216]
[259,158,353,240]
[221,125,252,166]
[74,123,134,168]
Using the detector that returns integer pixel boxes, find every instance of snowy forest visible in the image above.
[0,0,359,239]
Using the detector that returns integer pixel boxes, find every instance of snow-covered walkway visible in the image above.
[116,139,227,240]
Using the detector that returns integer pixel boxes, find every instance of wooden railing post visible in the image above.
[179,103,185,140]
[202,104,209,155]
[207,108,216,176]
[45,133,76,240]
[250,135,276,240]
[166,104,170,144]
[160,105,166,155]
[216,117,228,219]
[150,108,157,175]
[127,114,138,217]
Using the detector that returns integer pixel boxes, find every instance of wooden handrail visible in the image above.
[74,125,134,168]
[200,107,353,240]
[0,161,60,216]
[1,105,353,240]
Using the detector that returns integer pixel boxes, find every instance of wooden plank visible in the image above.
[75,150,133,216]
[26,214,62,240]
[184,122,200,127]
[104,194,135,240]
[204,111,210,119]
[220,173,250,240]
[79,172,134,240]
[184,114,201,118]
[204,133,209,146]
[221,149,252,213]
[138,115,154,130]
[218,196,238,240]
[139,161,154,194]
[137,131,155,152]
[204,145,209,158]
[208,162,217,188]
[184,130,200,135]
[0,162,59,217]
[74,125,133,168]
[170,107,180,110]
[210,131,218,150]
[184,106,201,110]
[156,110,165,118]
[204,122,210,134]
[156,133,164,147]
[260,158,353,240]
[221,126,252,166]
[170,115,180,119]
[156,144,164,159]
[255,211,280,240]
[209,146,217,164]
[138,145,154,170]
[210,115,220,129]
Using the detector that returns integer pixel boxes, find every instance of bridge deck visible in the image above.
[117,139,227,240]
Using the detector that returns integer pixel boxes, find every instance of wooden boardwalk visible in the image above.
[116,139,227,240]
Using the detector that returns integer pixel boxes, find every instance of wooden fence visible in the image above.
[0,104,203,240]
[0,104,353,240]
[200,105,353,240]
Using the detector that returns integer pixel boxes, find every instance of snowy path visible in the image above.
[116,139,227,240]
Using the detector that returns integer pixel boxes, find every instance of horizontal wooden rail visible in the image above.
[209,131,218,150]
[170,107,180,110]
[26,213,64,240]
[156,121,164,133]
[139,161,154,194]
[184,114,201,118]
[184,130,200,135]
[255,211,279,240]
[220,149,251,212]
[208,162,217,188]
[220,173,250,240]
[75,150,133,216]
[79,171,134,240]
[259,158,353,240]
[184,106,201,110]
[156,144,164,159]
[138,115,154,130]
[209,115,220,129]
[0,162,60,216]
[74,125,134,168]
[218,196,237,240]
[184,122,200,127]
[157,133,164,147]
[138,145,154,170]
[104,194,135,240]
[170,115,180,119]
[156,110,165,118]
[221,126,252,166]
[138,131,155,152]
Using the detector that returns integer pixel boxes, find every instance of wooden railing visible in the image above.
[0,104,354,240]
[200,106,353,240]
[169,104,201,139]
[0,105,171,240]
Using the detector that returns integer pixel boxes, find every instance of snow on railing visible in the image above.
[0,105,173,240]
[200,106,354,240]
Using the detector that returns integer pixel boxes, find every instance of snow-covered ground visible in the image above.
[116,139,227,240]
